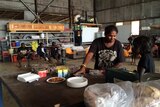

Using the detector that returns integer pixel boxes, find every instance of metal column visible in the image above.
[68,0,72,29]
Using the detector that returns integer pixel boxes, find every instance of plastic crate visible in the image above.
[3,56,11,62]
[2,51,10,57]
[11,55,26,62]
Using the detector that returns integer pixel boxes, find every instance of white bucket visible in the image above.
[9,48,14,54]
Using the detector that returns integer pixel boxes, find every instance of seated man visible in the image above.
[37,42,49,61]
[50,42,60,63]
[17,43,32,68]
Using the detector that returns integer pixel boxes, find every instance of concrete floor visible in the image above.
[0,57,160,107]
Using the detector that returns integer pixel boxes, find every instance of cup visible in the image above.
[63,69,68,78]
[58,70,63,77]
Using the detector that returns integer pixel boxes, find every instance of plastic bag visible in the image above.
[84,81,160,107]
[117,81,135,107]
[132,83,160,107]
[84,83,128,107]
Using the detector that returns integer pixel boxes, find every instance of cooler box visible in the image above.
[72,50,86,59]
[66,46,86,59]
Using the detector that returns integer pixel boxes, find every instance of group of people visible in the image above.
[17,25,155,82]
[17,42,60,68]
[75,25,155,82]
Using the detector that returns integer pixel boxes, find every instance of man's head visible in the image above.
[104,25,118,43]
[39,42,44,47]
[21,43,25,48]
[52,42,56,46]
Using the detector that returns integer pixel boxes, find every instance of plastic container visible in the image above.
[12,55,17,62]
[11,42,16,47]
[61,58,66,65]
[3,56,11,62]
[38,70,47,78]
[67,77,88,88]
[9,48,14,55]
[2,51,9,57]
[16,41,21,47]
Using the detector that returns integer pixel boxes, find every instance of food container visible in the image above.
[38,70,48,78]
[67,77,88,88]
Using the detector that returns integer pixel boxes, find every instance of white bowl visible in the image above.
[67,77,88,88]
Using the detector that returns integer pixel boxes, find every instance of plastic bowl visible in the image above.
[67,77,88,88]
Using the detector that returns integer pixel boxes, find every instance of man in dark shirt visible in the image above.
[50,42,60,63]
[75,25,125,75]
[17,43,32,67]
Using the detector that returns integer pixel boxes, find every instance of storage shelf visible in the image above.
[49,37,74,39]
[9,31,73,34]
[8,31,75,57]
[11,38,47,41]
[11,46,31,49]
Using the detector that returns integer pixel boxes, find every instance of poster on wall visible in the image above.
[81,27,99,43]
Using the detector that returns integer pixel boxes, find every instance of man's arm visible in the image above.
[137,66,146,82]
[74,39,98,75]
[75,52,94,75]
[114,41,125,68]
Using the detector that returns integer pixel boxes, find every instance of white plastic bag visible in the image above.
[117,81,135,107]
[84,81,160,107]
[84,83,127,107]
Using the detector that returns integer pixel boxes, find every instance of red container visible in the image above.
[12,55,26,62]
[38,70,47,78]
[22,58,26,62]
[11,42,16,47]
[2,51,10,56]
[12,55,17,62]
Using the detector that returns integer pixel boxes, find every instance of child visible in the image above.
[105,36,155,82]
[133,36,155,81]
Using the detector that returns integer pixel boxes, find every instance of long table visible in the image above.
[0,73,105,107]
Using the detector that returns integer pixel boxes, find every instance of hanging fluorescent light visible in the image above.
[116,22,123,26]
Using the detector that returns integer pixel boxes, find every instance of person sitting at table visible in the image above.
[74,25,125,76]
[17,43,32,68]
[50,42,60,63]
[106,36,155,82]
[37,42,50,61]
[133,36,155,82]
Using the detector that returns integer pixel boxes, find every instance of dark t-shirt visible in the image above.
[51,46,59,55]
[89,37,125,69]
[138,53,155,73]
[18,47,28,55]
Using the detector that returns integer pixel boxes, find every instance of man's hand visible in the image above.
[74,67,86,76]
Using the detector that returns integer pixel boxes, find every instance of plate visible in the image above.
[67,77,88,88]
[46,77,65,83]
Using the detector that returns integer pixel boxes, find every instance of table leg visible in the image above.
[0,81,3,107]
